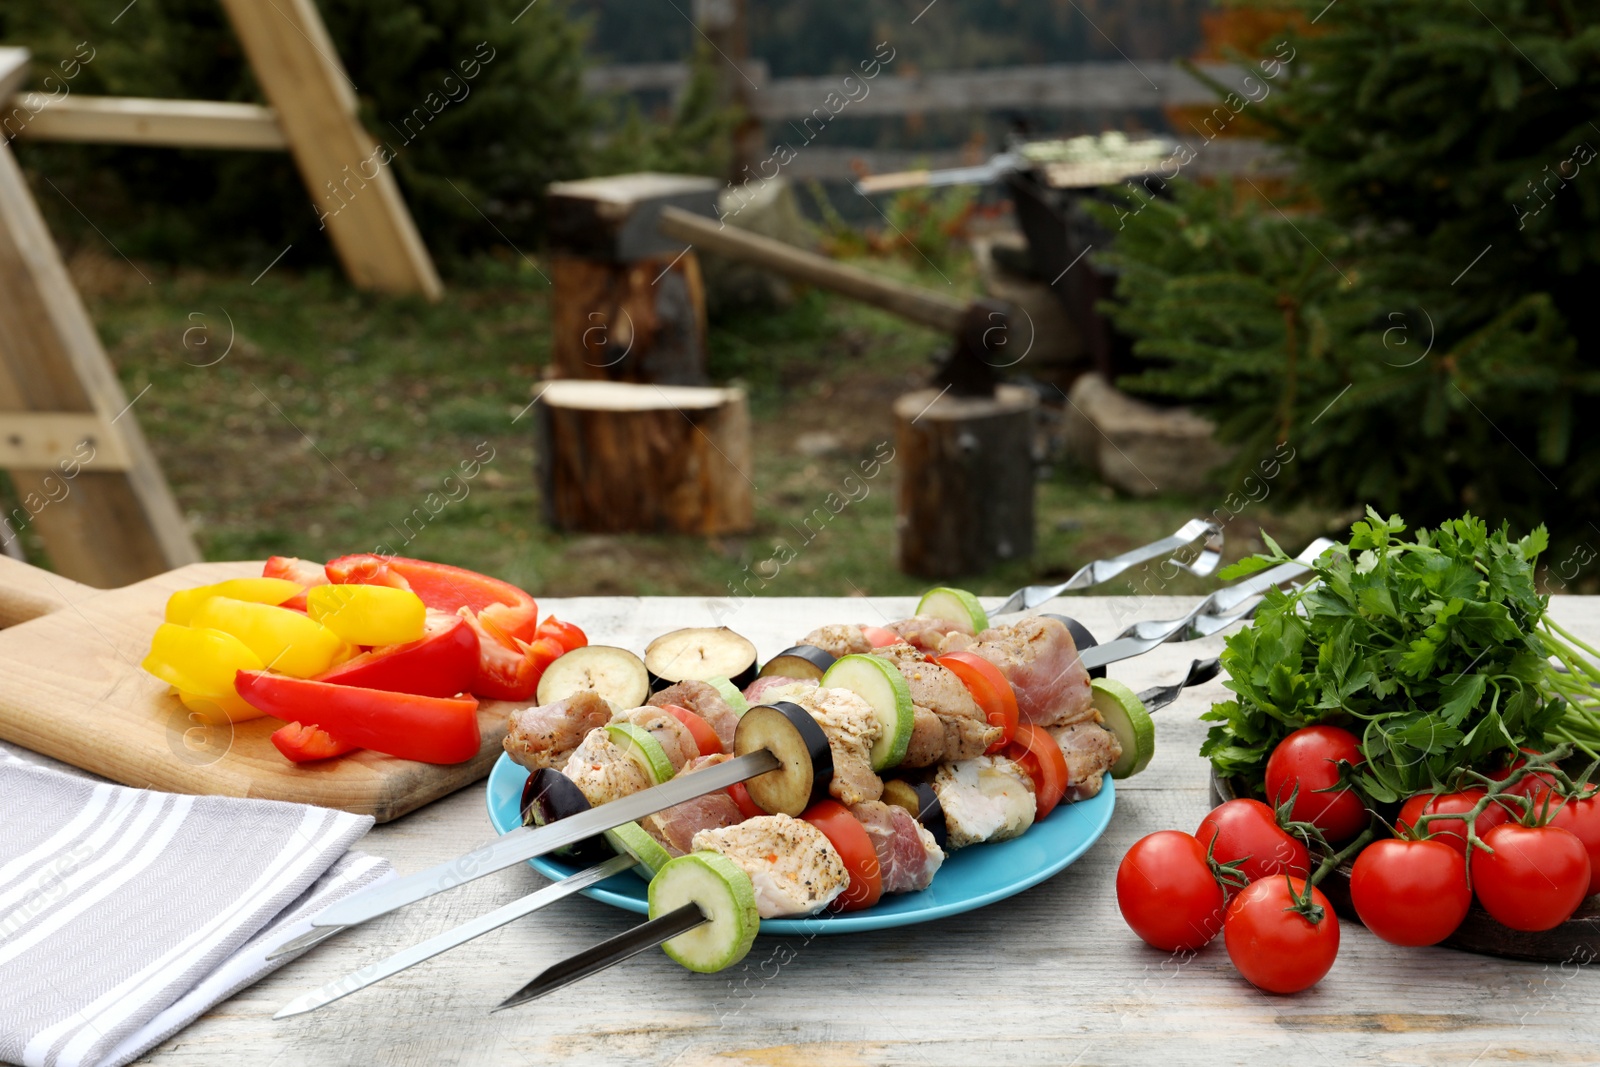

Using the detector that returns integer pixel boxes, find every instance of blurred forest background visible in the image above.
[0,0,1594,596]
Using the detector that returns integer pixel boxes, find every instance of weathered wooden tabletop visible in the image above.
[26,595,1600,1066]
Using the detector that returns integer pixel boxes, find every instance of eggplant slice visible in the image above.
[520,768,612,865]
[756,645,836,683]
[645,627,759,692]
[733,701,834,816]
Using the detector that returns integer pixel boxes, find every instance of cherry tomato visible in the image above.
[1264,725,1368,842]
[935,651,1020,752]
[1116,831,1226,952]
[1002,723,1069,821]
[1223,876,1339,994]
[802,800,883,912]
[1395,789,1513,858]
[1469,823,1591,932]
[1548,787,1600,896]
[1487,747,1559,802]
[1349,838,1470,946]
[1196,799,1310,887]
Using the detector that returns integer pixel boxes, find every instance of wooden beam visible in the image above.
[0,413,131,470]
[586,60,1259,117]
[0,48,29,101]
[216,0,442,301]
[658,206,967,333]
[9,95,287,150]
[0,139,200,586]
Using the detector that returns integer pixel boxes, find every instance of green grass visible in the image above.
[12,246,1336,601]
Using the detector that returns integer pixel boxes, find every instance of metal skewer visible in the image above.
[492,903,709,1012]
[272,852,637,1016]
[990,518,1224,616]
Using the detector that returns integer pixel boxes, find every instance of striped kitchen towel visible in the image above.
[0,746,394,1067]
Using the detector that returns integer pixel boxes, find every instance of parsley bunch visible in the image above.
[1201,509,1590,804]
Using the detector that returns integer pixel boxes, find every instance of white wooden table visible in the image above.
[36,595,1600,1065]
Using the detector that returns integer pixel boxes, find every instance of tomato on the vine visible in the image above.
[1487,747,1559,802]
[1116,831,1226,952]
[1264,725,1368,842]
[1348,838,1470,946]
[1548,787,1600,897]
[1223,876,1340,994]
[1195,799,1310,887]
[1395,789,1512,858]
[1469,823,1591,932]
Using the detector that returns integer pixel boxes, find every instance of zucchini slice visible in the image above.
[915,587,988,633]
[820,654,915,771]
[733,701,834,816]
[535,645,650,709]
[648,852,759,973]
[644,627,759,691]
[606,722,677,784]
[605,821,674,882]
[708,676,751,716]
[1090,677,1155,778]
[757,644,836,682]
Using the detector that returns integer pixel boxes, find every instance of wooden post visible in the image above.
[893,385,1037,578]
[535,380,753,535]
[546,174,720,385]
[692,0,761,180]
[216,0,442,300]
[0,135,200,586]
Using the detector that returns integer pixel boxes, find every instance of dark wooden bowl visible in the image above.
[1209,770,1600,963]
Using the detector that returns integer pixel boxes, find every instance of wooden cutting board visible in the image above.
[0,555,511,822]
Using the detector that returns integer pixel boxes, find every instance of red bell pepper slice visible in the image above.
[325,555,539,644]
[263,556,330,612]
[314,612,479,697]
[459,622,565,702]
[236,670,482,764]
[534,616,588,654]
[272,722,359,763]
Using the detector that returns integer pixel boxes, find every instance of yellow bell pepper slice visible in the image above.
[142,623,272,723]
[187,596,353,678]
[306,584,427,647]
[164,578,304,625]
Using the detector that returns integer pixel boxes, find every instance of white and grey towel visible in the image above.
[0,746,394,1067]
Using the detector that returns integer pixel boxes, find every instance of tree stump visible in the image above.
[535,380,753,535]
[894,385,1037,577]
[545,173,719,386]
[549,251,707,385]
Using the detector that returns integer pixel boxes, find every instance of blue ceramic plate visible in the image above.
[484,752,1114,934]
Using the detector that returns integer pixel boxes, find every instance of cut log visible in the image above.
[549,252,707,385]
[535,380,752,536]
[545,172,720,261]
[894,385,1037,578]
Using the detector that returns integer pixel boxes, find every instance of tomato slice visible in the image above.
[860,626,900,648]
[272,721,359,762]
[801,799,883,911]
[535,616,588,654]
[236,670,482,764]
[660,704,723,756]
[727,782,764,820]
[315,612,480,697]
[934,650,1020,753]
[263,556,330,611]
[1003,723,1069,821]
[326,555,539,644]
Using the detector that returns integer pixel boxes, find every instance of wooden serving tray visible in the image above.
[0,556,511,822]
[1210,771,1600,963]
